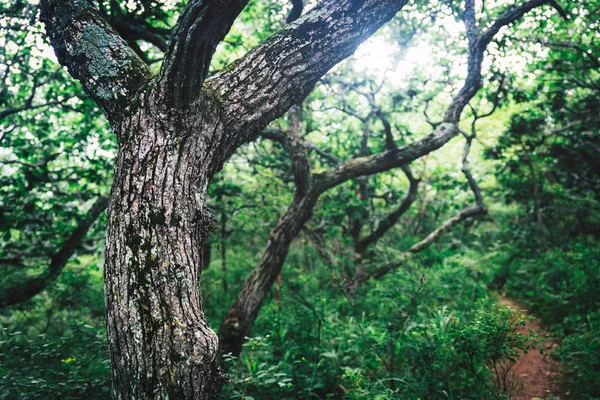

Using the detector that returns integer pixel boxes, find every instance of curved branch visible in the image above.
[0,100,64,119]
[530,39,599,68]
[363,134,487,283]
[355,165,420,256]
[446,0,558,122]
[259,128,339,164]
[286,104,312,196]
[218,0,555,357]
[462,134,485,208]
[316,122,459,192]
[260,127,288,143]
[207,0,410,154]
[108,18,169,53]
[480,0,552,47]
[39,0,152,122]
[304,141,340,165]
[159,0,249,108]
[408,205,485,254]
[286,0,304,24]
[0,196,109,308]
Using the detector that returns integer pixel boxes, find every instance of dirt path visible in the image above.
[499,295,561,400]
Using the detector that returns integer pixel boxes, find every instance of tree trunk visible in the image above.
[219,191,318,357]
[104,94,225,399]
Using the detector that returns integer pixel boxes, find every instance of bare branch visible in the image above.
[259,128,339,164]
[286,0,304,24]
[355,165,420,256]
[408,205,485,254]
[304,141,340,165]
[447,0,558,122]
[304,226,337,268]
[286,104,312,196]
[480,0,552,47]
[0,99,67,119]
[108,18,169,53]
[549,0,569,20]
[461,137,484,208]
[218,0,556,357]
[528,38,599,68]
[423,97,442,128]
[316,122,459,192]
[363,134,487,283]
[259,127,288,143]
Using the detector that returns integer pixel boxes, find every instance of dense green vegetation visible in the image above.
[1,0,598,398]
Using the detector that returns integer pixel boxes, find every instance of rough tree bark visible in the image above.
[39,0,412,397]
[218,0,557,358]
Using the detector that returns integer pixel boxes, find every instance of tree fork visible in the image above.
[40,0,413,396]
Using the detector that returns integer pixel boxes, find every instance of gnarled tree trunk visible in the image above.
[104,91,226,398]
[39,0,414,396]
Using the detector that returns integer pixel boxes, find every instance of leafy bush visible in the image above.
[556,311,600,399]
[449,301,540,399]
[0,321,110,399]
[0,258,110,399]
[220,255,536,400]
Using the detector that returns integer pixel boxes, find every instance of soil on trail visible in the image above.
[499,295,561,400]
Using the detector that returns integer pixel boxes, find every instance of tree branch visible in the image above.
[461,137,484,208]
[304,141,340,165]
[206,0,410,155]
[304,226,337,268]
[108,18,169,53]
[0,100,64,119]
[286,0,304,24]
[315,122,459,192]
[316,0,558,189]
[260,127,288,143]
[0,196,109,308]
[408,205,485,254]
[159,0,249,108]
[355,165,420,256]
[218,0,556,356]
[549,0,569,20]
[285,104,312,196]
[39,0,152,122]
[480,0,552,47]
[363,133,487,283]
[259,128,339,164]
[529,38,599,68]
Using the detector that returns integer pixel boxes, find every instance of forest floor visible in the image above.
[499,295,562,400]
